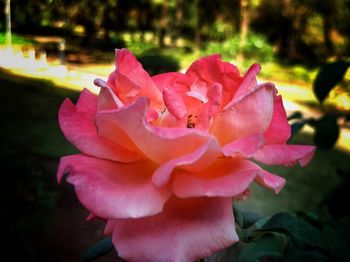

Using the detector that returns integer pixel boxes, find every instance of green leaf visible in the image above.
[312,114,339,150]
[290,121,305,137]
[284,240,329,262]
[233,206,265,229]
[237,233,286,262]
[259,213,325,251]
[288,111,303,121]
[81,237,114,262]
[313,60,350,103]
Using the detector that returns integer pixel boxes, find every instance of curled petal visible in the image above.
[110,197,238,262]
[222,133,264,157]
[173,158,258,198]
[253,144,316,166]
[212,82,275,145]
[57,155,170,219]
[264,95,291,144]
[96,98,211,164]
[163,87,187,119]
[59,90,141,162]
[94,78,124,110]
[255,169,286,193]
[152,138,222,187]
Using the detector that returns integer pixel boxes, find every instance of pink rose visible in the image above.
[57,49,315,262]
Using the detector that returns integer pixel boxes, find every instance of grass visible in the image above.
[0,32,37,45]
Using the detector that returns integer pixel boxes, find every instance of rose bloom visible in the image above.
[57,49,315,262]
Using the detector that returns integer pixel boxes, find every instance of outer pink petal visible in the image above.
[211,82,275,145]
[222,133,264,157]
[152,138,222,187]
[75,88,97,115]
[264,95,291,144]
[253,144,316,166]
[232,63,260,99]
[173,158,258,198]
[255,169,286,193]
[57,154,170,219]
[58,91,141,162]
[113,49,164,110]
[96,97,211,164]
[110,196,238,262]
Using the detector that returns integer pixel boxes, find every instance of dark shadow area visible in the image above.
[137,52,180,75]
[0,69,115,261]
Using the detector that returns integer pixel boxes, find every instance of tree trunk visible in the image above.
[172,0,184,46]
[158,1,169,48]
[194,0,201,52]
[238,0,250,62]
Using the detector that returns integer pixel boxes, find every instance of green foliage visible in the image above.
[237,233,286,262]
[125,37,158,55]
[313,60,350,103]
[232,210,350,262]
[289,59,350,149]
[311,114,340,150]
[203,32,274,63]
[81,237,114,262]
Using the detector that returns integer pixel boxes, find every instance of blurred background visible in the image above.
[0,0,349,261]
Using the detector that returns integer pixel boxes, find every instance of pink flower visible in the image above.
[57,49,315,262]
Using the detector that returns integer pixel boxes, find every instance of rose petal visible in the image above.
[94,78,124,110]
[163,87,187,119]
[232,63,261,99]
[173,158,258,198]
[186,54,223,83]
[96,97,211,164]
[264,95,291,144]
[152,72,186,93]
[75,88,98,115]
[212,82,275,145]
[152,138,222,187]
[112,49,164,110]
[196,83,223,130]
[222,133,264,157]
[110,197,238,262]
[220,61,243,106]
[59,91,141,162]
[57,155,170,219]
[253,144,316,166]
[255,169,286,193]
[186,55,243,107]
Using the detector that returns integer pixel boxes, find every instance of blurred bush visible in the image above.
[203,32,274,63]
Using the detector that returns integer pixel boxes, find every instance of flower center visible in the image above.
[187,114,198,128]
